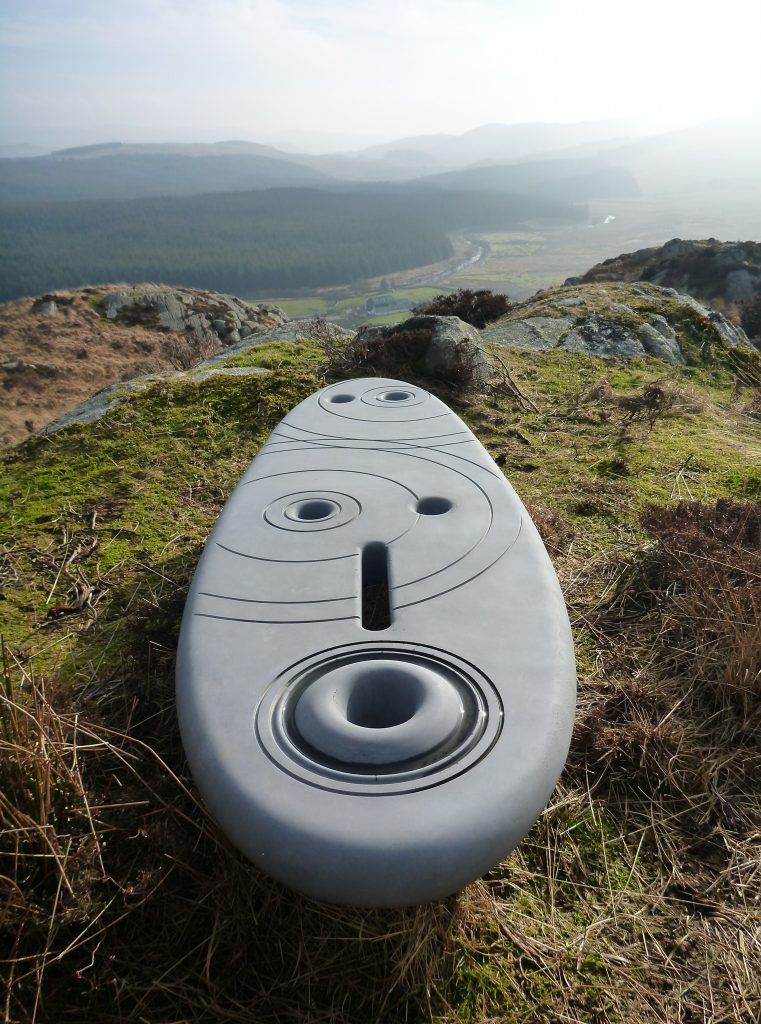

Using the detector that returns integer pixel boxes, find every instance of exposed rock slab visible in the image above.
[482,281,752,365]
[481,316,574,351]
[101,285,288,347]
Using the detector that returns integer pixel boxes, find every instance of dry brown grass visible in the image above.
[0,644,464,1023]
[2,499,760,1023]
[567,500,761,1022]
[586,377,695,428]
[0,287,227,446]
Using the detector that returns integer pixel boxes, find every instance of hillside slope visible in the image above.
[0,285,288,445]
[1,310,759,1022]
[419,157,641,202]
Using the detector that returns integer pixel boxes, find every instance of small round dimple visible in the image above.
[329,394,355,403]
[286,498,340,522]
[416,496,453,516]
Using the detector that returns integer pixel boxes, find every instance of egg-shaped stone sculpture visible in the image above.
[176,378,576,906]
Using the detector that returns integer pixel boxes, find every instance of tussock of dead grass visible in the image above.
[3,503,760,1023]
[1,645,464,1023]
[566,499,761,1023]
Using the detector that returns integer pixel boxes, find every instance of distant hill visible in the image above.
[0,148,334,203]
[418,157,641,202]
[360,118,646,174]
[602,113,761,194]
[0,119,653,203]
[6,114,761,203]
[0,143,50,158]
[49,140,290,160]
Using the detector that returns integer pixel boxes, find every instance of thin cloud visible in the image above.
[1,0,759,147]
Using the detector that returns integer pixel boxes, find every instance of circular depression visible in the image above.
[263,490,361,532]
[254,644,503,795]
[360,385,430,409]
[316,382,436,419]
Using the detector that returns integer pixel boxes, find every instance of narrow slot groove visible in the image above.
[361,542,392,631]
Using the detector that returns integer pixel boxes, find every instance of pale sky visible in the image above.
[2,0,760,151]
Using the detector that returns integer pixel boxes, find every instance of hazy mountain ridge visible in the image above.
[3,112,759,213]
[49,140,291,160]
[418,157,640,203]
[358,117,646,170]
[0,151,334,203]
[601,113,761,193]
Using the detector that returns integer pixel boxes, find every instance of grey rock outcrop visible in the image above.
[350,315,491,386]
[100,285,288,348]
[560,315,652,360]
[481,281,752,365]
[572,237,761,308]
[1,359,64,378]
[489,316,575,352]
[635,322,683,364]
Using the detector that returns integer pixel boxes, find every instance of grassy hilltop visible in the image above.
[1,308,760,1021]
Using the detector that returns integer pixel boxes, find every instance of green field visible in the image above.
[480,232,545,256]
[257,285,449,327]
[360,311,408,325]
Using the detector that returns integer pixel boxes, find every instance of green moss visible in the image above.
[219,338,325,371]
[721,465,761,499]
[0,362,320,669]
[474,345,760,557]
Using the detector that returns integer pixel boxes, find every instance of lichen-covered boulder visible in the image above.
[349,315,491,386]
[101,285,288,346]
[481,281,753,366]
[573,237,761,306]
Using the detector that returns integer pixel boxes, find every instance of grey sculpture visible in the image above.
[176,378,576,906]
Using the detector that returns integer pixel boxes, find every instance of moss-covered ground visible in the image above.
[1,333,759,1022]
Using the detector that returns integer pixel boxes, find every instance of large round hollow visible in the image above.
[344,668,425,729]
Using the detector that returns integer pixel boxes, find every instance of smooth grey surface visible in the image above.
[176,377,576,907]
